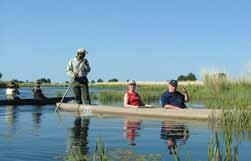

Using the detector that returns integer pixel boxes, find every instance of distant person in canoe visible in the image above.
[66,48,91,105]
[32,81,47,99]
[6,81,20,100]
[161,80,189,109]
[124,80,152,108]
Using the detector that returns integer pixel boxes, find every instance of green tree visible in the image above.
[177,73,197,81]
[91,80,95,84]
[177,75,187,81]
[186,73,197,81]
[108,78,119,82]
[0,72,2,79]
[12,79,24,83]
[37,78,51,83]
[217,73,227,79]
[97,79,104,83]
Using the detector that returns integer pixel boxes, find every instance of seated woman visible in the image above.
[32,81,47,99]
[6,81,20,100]
[124,80,151,108]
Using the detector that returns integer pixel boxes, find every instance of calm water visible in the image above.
[0,87,251,161]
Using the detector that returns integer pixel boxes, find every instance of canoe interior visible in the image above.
[0,97,74,106]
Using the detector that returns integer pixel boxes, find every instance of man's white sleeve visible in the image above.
[66,60,74,77]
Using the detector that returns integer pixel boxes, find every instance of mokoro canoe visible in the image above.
[56,103,223,121]
[0,97,74,106]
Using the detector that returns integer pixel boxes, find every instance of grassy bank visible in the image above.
[91,74,251,110]
[0,81,7,88]
[0,81,69,88]
[1,74,251,110]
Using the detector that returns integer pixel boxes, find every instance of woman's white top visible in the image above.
[6,88,17,96]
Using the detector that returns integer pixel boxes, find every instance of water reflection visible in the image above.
[160,122,189,155]
[32,106,42,129]
[123,119,142,146]
[5,105,18,129]
[68,116,90,160]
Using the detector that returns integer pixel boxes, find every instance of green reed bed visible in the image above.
[199,73,251,109]
[93,80,251,110]
[0,81,7,88]
[207,132,239,161]
[172,110,250,161]
[206,108,251,161]
[98,90,162,104]
[98,91,124,104]
[90,84,127,91]
[65,138,162,161]
[91,83,167,91]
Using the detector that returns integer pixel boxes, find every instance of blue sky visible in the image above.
[0,0,251,82]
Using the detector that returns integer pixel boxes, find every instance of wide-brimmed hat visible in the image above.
[77,48,88,54]
[7,81,17,88]
[128,80,136,85]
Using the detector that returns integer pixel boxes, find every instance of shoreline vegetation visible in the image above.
[0,80,203,88]
[1,75,251,160]
[1,73,251,110]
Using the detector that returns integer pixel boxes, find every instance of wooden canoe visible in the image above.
[0,97,74,106]
[56,103,223,121]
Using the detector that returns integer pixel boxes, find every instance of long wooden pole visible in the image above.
[55,76,76,112]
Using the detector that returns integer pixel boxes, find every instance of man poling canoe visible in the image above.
[66,48,91,105]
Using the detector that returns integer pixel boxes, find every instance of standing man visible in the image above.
[66,48,91,104]
[161,80,189,109]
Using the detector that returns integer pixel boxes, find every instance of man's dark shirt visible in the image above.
[161,91,186,109]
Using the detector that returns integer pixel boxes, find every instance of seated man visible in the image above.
[6,81,20,100]
[32,81,47,99]
[161,80,189,109]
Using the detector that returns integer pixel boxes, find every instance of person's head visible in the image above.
[7,81,16,89]
[128,80,137,92]
[168,80,178,93]
[76,48,87,60]
[35,81,41,88]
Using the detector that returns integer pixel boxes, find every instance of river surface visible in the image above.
[0,87,250,161]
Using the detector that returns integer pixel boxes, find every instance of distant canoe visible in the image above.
[0,97,74,106]
[56,103,222,121]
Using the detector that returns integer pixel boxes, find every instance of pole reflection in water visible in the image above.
[68,116,90,160]
[160,121,189,155]
[123,119,142,146]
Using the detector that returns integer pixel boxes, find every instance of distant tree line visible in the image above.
[90,78,119,83]
[177,73,197,81]
[12,79,25,83]
[37,78,51,84]
[8,78,52,84]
